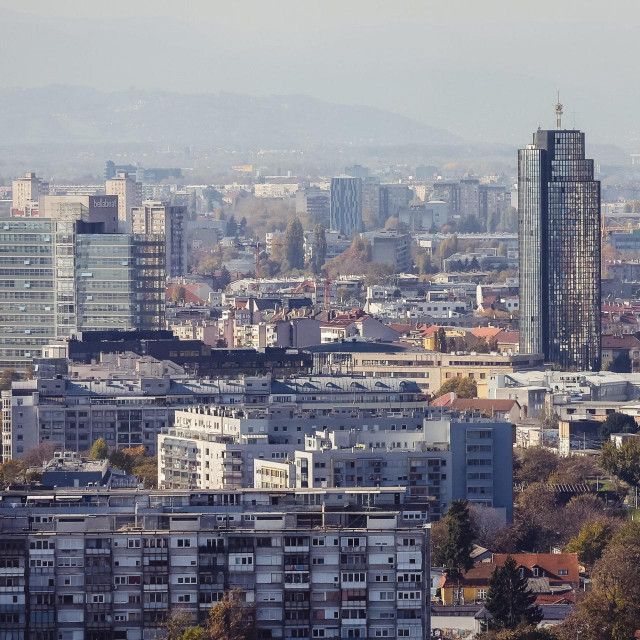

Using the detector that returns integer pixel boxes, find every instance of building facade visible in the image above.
[132,201,187,278]
[0,487,430,640]
[0,217,165,371]
[106,172,143,232]
[330,177,362,236]
[11,172,48,215]
[519,124,601,370]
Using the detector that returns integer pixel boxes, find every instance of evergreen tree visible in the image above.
[440,499,475,577]
[283,217,304,271]
[485,557,543,630]
[311,224,327,274]
[88,438,108,460]
[435,327,448,353]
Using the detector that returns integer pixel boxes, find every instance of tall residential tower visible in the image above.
[518,104,601,371]
[330,176,362,236]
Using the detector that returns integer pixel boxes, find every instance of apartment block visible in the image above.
[132,201,187,278]
[12,172,48,215]
[0,487,431,640]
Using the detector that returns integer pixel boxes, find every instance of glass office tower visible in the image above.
[330,176,363,236]
[519,128,601,371]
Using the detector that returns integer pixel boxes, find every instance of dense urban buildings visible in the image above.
[330,176,363,236]
[0,486,431,640]
[105,171,143,232]
[518,112,601,370]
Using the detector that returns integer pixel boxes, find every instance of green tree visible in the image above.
[88,438,108,460]
[565,520,612,566]
[311,224,327,274]
[0,368,20,390]
[600,438,640,485]
[609,352,632,373]
[435,376,477,399]
[133,456,158,489]
[485,556,543,630]
[599,412,637,438]
[436,499,475,577]
[283,216,304,271]
[476,626,559,640]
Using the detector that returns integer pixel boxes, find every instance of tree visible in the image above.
[470,505,509,550]
[437,500,475,577]
[514,447,559,485]
[170,286,187,304]
[435,327,448,353]
[0,459,26,488]
[311,224,327,274]
[609,352,632,373]
[598,411,637,438]
[133,456,158,489]
[559,544,640,640]
[0,368,20,390]
[600,438,640,485]
[166,609,195,640]
[511,484,559,552]
[476,626,559,640]
[89,438,108,460]
[485,556,542,630]
[23,442,56,467]
[435,376,477,399]
[205,590,256,640]
[282,216,304,272]
[565,520,612,566]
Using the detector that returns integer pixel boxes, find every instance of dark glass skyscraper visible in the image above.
[518,123,601,371]
[330,176,363,236]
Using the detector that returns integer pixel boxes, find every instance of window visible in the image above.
[558,569,568,576]
[477,589,487,599]
[177,539,191,548]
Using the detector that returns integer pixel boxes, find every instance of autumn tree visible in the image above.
[0,368,20,390]
[0,459,26,488]
[89,438,108,460]
[477,626,559,640]
[559,544,640,640]
[485,556,542,630]
[282,216,304,272]
[171,286,187,304]
[600,438,640,486]
[435,377,477,399]
[514,447,559,485]
[565,520,612,566]
[435,499,475,577]
[206,590,256,640]
[22,442,57,467]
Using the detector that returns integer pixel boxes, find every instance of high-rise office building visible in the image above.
[0,212,165,371]
[11,172,48,215]
[105,171,142,232]
[518,106,601,371]
[132,201,187,278]
[330,176,362,236]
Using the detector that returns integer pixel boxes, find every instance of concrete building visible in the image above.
[11,172,48,215]
[0,486,431,640]
[106,171,143,232]
[379,184,412,224]
[38,195,119,232]
[458,178,480,218]
[398,201,449,231]
[132,201,187,278]
[296,187,330,227]
[368,231,412,272]
[330,177,362,236]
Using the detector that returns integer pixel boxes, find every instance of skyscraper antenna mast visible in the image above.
[555,91,563,129]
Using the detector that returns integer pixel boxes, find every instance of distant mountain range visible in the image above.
[0,86,459,148]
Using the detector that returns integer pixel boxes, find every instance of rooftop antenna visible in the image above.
[555,91,563,130]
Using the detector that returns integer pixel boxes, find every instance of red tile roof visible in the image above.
[471,327,503,339]
[602,335,640,349]
[430,392,455,407]
[493,554,579,585]
[451,399,519,413]
[496,331,519,344]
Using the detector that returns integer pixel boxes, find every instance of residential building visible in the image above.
[398,201,449,231]
[368,231,412,272]
[440,553,579,606]
[0,486,431,640]
[601,334,640,372]
[320,310,400,344]
[11,172,48,215]
[295,187,330,227]
[254,183,300,198]
[132,201,187,277]
[519,116,601,370]
[458,178,480,218]
[105,171,143,232]
[330,176,362,236]
[379,184,412,224]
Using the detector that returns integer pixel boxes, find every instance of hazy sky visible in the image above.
[1,0,640,146]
